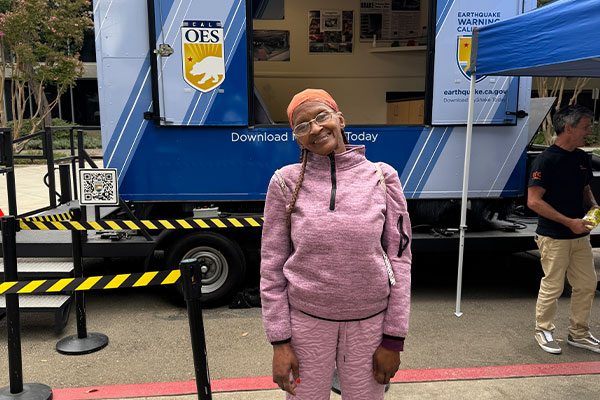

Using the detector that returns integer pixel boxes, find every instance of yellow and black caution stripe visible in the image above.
[21,211,75,223]
[18,216,264,231]
[0,270,181,295]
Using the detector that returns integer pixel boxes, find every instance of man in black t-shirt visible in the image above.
[528,104,599,355]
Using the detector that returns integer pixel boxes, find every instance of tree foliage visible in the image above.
[0,0,92,142]
[534,0,589,145]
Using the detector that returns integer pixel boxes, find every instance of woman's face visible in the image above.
[292,102,347,156]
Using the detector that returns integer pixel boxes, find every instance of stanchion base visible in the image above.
[0,383,52,400]
[56,333,109,355]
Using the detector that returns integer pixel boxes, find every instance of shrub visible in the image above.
[585,124,600,146]
[531,123,600,146]
[8,118,101,150]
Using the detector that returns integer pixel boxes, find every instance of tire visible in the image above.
[165,232,246,306]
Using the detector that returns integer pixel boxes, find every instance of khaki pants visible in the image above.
[535,234,597,338]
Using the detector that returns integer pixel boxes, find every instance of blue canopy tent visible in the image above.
[472,0,600,78]
[455,0,600,316]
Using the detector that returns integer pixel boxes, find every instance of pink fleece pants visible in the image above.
[287,308,386,399]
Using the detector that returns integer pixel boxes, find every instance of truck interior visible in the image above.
[251,0,430,126]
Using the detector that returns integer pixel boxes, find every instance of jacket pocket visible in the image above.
[397,214,410,257]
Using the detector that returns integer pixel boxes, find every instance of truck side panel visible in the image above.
[94,0,532,201]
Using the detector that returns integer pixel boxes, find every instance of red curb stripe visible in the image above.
[211,376,277,392]
[390,361,600,383]
[52,361,600,400]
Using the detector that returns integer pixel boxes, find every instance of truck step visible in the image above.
[0,258,74,279]
[0,230,156,258]
[0,294,73,333]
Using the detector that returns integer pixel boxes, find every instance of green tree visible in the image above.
[0,0,92,141]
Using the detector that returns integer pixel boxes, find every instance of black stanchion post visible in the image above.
[180,259,212,400]
[69,127,78,200]
[0,216,52,400]
[3,217,23,393]
[76,130,86,223]
[56,208,108,355]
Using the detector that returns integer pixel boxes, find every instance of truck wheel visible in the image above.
[166,232,246,306]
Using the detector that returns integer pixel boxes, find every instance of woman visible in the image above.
[260,88,411,399]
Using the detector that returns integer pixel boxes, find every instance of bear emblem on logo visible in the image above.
[190,56,225,86]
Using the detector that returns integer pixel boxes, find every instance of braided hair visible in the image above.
[285,129,349,228]
[286,148,307,228]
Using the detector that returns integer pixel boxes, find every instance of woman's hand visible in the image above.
[272,343,300,395]
[373,345,400,384]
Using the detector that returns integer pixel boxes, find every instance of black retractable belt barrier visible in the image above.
[56,208,109,355]
[0,216,52,400]
[180,259,212,400]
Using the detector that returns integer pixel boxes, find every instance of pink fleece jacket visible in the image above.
[260,145,411,347]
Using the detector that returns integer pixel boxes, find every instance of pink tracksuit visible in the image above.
[261,145,411,398]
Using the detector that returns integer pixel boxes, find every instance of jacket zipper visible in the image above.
[382,249,396,286]
[329,153,336,210]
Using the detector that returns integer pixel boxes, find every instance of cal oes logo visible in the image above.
[456,36,485,82]
[182,20,225,93]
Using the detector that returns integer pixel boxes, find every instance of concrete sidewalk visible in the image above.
[0,165,60,215]
[0,161,103,216]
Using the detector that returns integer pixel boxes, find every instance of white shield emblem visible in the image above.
[182,20,225,93]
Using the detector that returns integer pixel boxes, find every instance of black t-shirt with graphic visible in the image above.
[528,144,592,239]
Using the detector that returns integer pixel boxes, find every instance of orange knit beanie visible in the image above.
[286,88,339,127]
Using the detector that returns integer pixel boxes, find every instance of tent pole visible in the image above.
[456,73,477,317]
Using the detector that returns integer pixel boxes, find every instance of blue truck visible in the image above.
[91,0,541,303]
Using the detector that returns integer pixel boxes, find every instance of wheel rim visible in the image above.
[181,246,229,294]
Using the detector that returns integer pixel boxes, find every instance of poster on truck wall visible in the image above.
[309,10,354,53]
[431,0,522,125]
[359,0,420,42]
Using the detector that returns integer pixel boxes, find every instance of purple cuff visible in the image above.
[380,337,404,352]
[271,338,291,346]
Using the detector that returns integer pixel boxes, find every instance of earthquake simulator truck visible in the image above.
[91,0,538,304]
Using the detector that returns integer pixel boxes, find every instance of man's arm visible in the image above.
[527,186,592,234]
[583,185,599,211]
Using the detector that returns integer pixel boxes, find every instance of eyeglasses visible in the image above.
[292,111,341,137]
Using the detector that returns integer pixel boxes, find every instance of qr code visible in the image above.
[79,169,118,205]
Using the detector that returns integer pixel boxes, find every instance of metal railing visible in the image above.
[3,125,101,218]
[0,128,17,216]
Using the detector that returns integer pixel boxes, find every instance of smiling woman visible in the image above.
[259,88,412,399]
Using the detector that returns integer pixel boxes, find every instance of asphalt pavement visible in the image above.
[1,165,600,399]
